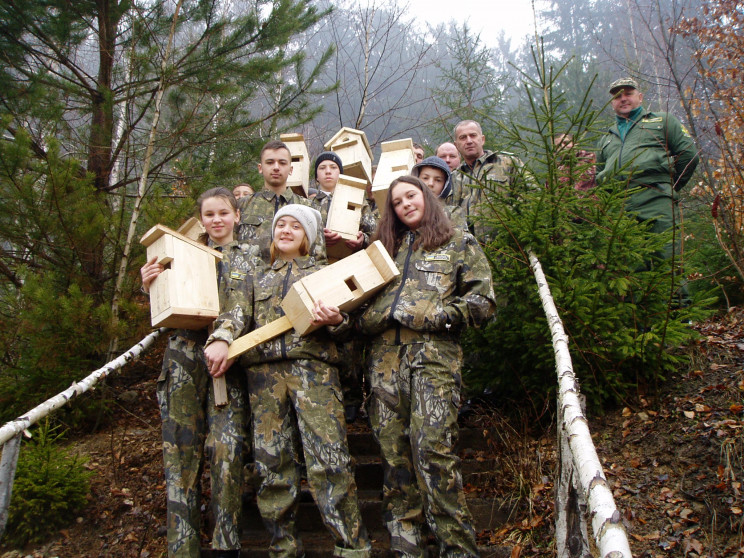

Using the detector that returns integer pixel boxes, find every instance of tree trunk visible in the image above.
[108,0,185,358]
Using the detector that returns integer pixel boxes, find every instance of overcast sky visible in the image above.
[403,0,543,48]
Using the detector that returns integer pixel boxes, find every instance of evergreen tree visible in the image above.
[0,0,331,421]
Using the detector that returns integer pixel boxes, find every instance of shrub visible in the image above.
[4,420,93,546]
[460,51,716,416]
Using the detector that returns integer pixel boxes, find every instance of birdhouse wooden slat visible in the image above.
[281,133,310,197]
[325,174,369,261]
[371,138,415,215]
[323,127,373,184]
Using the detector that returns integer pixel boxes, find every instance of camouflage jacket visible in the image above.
[242,255,346,365]
[237,188,325,263]
[206,241,260,346]
[356,227,496,337]
[312,189,378,248]
[451,150,524,237]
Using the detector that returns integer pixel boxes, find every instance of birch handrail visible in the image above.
[528,250,632,558]
[0,328,166,447]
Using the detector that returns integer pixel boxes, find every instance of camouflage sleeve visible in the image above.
[326,311,352,339]
[207,247,255,346]
[444,232,496,329]
[359,200,377,248]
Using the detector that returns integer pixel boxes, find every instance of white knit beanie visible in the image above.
[271,204,322,247]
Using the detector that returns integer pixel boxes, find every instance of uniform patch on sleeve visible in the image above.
[230,271,247,280]
[680,124,692,137]
[425,254,451,262]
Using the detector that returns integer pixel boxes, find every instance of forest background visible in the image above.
[1,0,743,424]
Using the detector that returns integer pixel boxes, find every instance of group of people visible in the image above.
[140,76,699,558]
[142,129,497,557]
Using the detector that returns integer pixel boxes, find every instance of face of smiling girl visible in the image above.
[391,181,425,230]
[200,196,239,246]
[273,216,307,260]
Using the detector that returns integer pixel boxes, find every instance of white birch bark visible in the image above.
[0,329,165,447]
[0,434,22,539]
[528,250,633,558]
[108,0,185,358]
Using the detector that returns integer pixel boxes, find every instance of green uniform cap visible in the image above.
[609,77,639,95]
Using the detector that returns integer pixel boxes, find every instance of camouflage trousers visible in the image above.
[337,337,364,409]
[246,359,371,558]
[366,332,478,558]
[157,330,247,557]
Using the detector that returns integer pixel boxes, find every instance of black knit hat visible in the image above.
[314,151,343,177]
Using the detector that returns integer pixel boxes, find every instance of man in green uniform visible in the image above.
[596,77,699,261]
[452,119,523,239]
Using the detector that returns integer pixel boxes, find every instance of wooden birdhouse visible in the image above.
[371,138,415,215]
[140,224,222,329]
[323,127,373,184]
[227,241,399,359]
[176,216,205,242]
[280,133,310,197]
[325,174,368,261]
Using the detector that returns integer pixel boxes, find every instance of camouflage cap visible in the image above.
[609,77,640,95]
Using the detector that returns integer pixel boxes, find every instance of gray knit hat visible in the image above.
[314,151,344,177]
[412,156,453,200]
[272,204,322,247]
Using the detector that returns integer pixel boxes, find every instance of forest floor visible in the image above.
[1,309,744,557]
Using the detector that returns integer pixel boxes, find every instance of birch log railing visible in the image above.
[529,250,632,558]
[0,328,166,539]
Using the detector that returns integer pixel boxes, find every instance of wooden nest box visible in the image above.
[324,127,373,184]
[281,133,310,197]
[140,224,222,329]
[227,241,399,360]
[325,174,368,261]
[371,138,415,215]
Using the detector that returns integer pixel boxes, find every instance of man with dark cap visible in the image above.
[596,77,699,261]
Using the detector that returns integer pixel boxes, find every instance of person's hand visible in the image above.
[344,231,364,251]
[311,299,343,326]
[204,340,234,378]
[324,228,342,246]
[140,256,164,294]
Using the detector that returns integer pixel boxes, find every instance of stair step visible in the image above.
[346,427,493,457]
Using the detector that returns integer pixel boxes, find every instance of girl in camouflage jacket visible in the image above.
[141,187,252,558]
[205,204,371,558]
[357,175,496,558]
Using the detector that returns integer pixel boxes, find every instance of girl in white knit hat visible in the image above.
[205,203,372,558]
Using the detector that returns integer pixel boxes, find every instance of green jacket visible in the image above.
[356,227,496,337]
[596,108,698,194]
